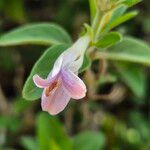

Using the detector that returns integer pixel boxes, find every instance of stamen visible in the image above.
[75,55,81,61]
[45,80,61,97]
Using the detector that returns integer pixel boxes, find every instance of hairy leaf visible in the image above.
[97,37,150,66]
[0,23,72,46]
[96,32,122,48]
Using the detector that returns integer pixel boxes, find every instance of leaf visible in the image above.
[79,54,91,72]
[0,116,21,132]
[96,37,150,66]
[104,11,138,32]
[22,44,70,101]
[123,0,142,7]
[108,4,127,24]
[96,32,122,48]
[101,4,127,32]
[143,16,150,33]
[129,111,150,140]
[49,139,61,150]
[21,137,39,150]
[0,23,72,46]
[114,62,146,98]
[37,113,72,150]
[73,131,105,150]
[13,97,31,114]
[99,74,117,85]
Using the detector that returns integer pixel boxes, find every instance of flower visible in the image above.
[33,35,90,115]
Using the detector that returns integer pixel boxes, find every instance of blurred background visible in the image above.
[0,0,149,149]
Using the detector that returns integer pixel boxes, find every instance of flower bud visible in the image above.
[97,0,112,12]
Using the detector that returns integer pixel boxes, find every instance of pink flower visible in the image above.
[33,35,90,115]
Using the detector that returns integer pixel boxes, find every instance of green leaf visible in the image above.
[101,4,127,32]
[104,11,138,31]
[109,4,127,24]
[0,23,72,46]
[96,32,122,48]
[22,44,70,101]
[21,137,39,150]
[73,131,105,150]
[96,37,150,66]
[99,74,117,85]
[143,16,150,33]
[0,116,21,132]
[37,113,72,150]
[14,97,30,114]
[123,0,142,7]
[49,139,61,150]
[114,62,146,98]
[79,54,91,72]
[129,111,150,140]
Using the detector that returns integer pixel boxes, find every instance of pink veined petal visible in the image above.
[41,84,71,115]
[33,74,50,88]
[50,54,63,78]
[33,74,58,88]
[61,69,87,99]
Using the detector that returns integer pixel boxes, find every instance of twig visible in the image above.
[89,84,126,103]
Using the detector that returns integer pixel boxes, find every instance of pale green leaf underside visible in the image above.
[0,23,72,46]
[114,62,146,98]
[97,37,150,66]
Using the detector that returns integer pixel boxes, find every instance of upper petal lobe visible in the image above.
[33,74,50,88]
[61,69,87,99]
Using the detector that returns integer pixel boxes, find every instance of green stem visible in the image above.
[92,11,102,38]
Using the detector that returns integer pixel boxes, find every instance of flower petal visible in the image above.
[33,74,50,88]
[62,35,90,72]
[49,54,63,78]
[68,54,84,72]
[41,85,70,115]
[61,69,87,99]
